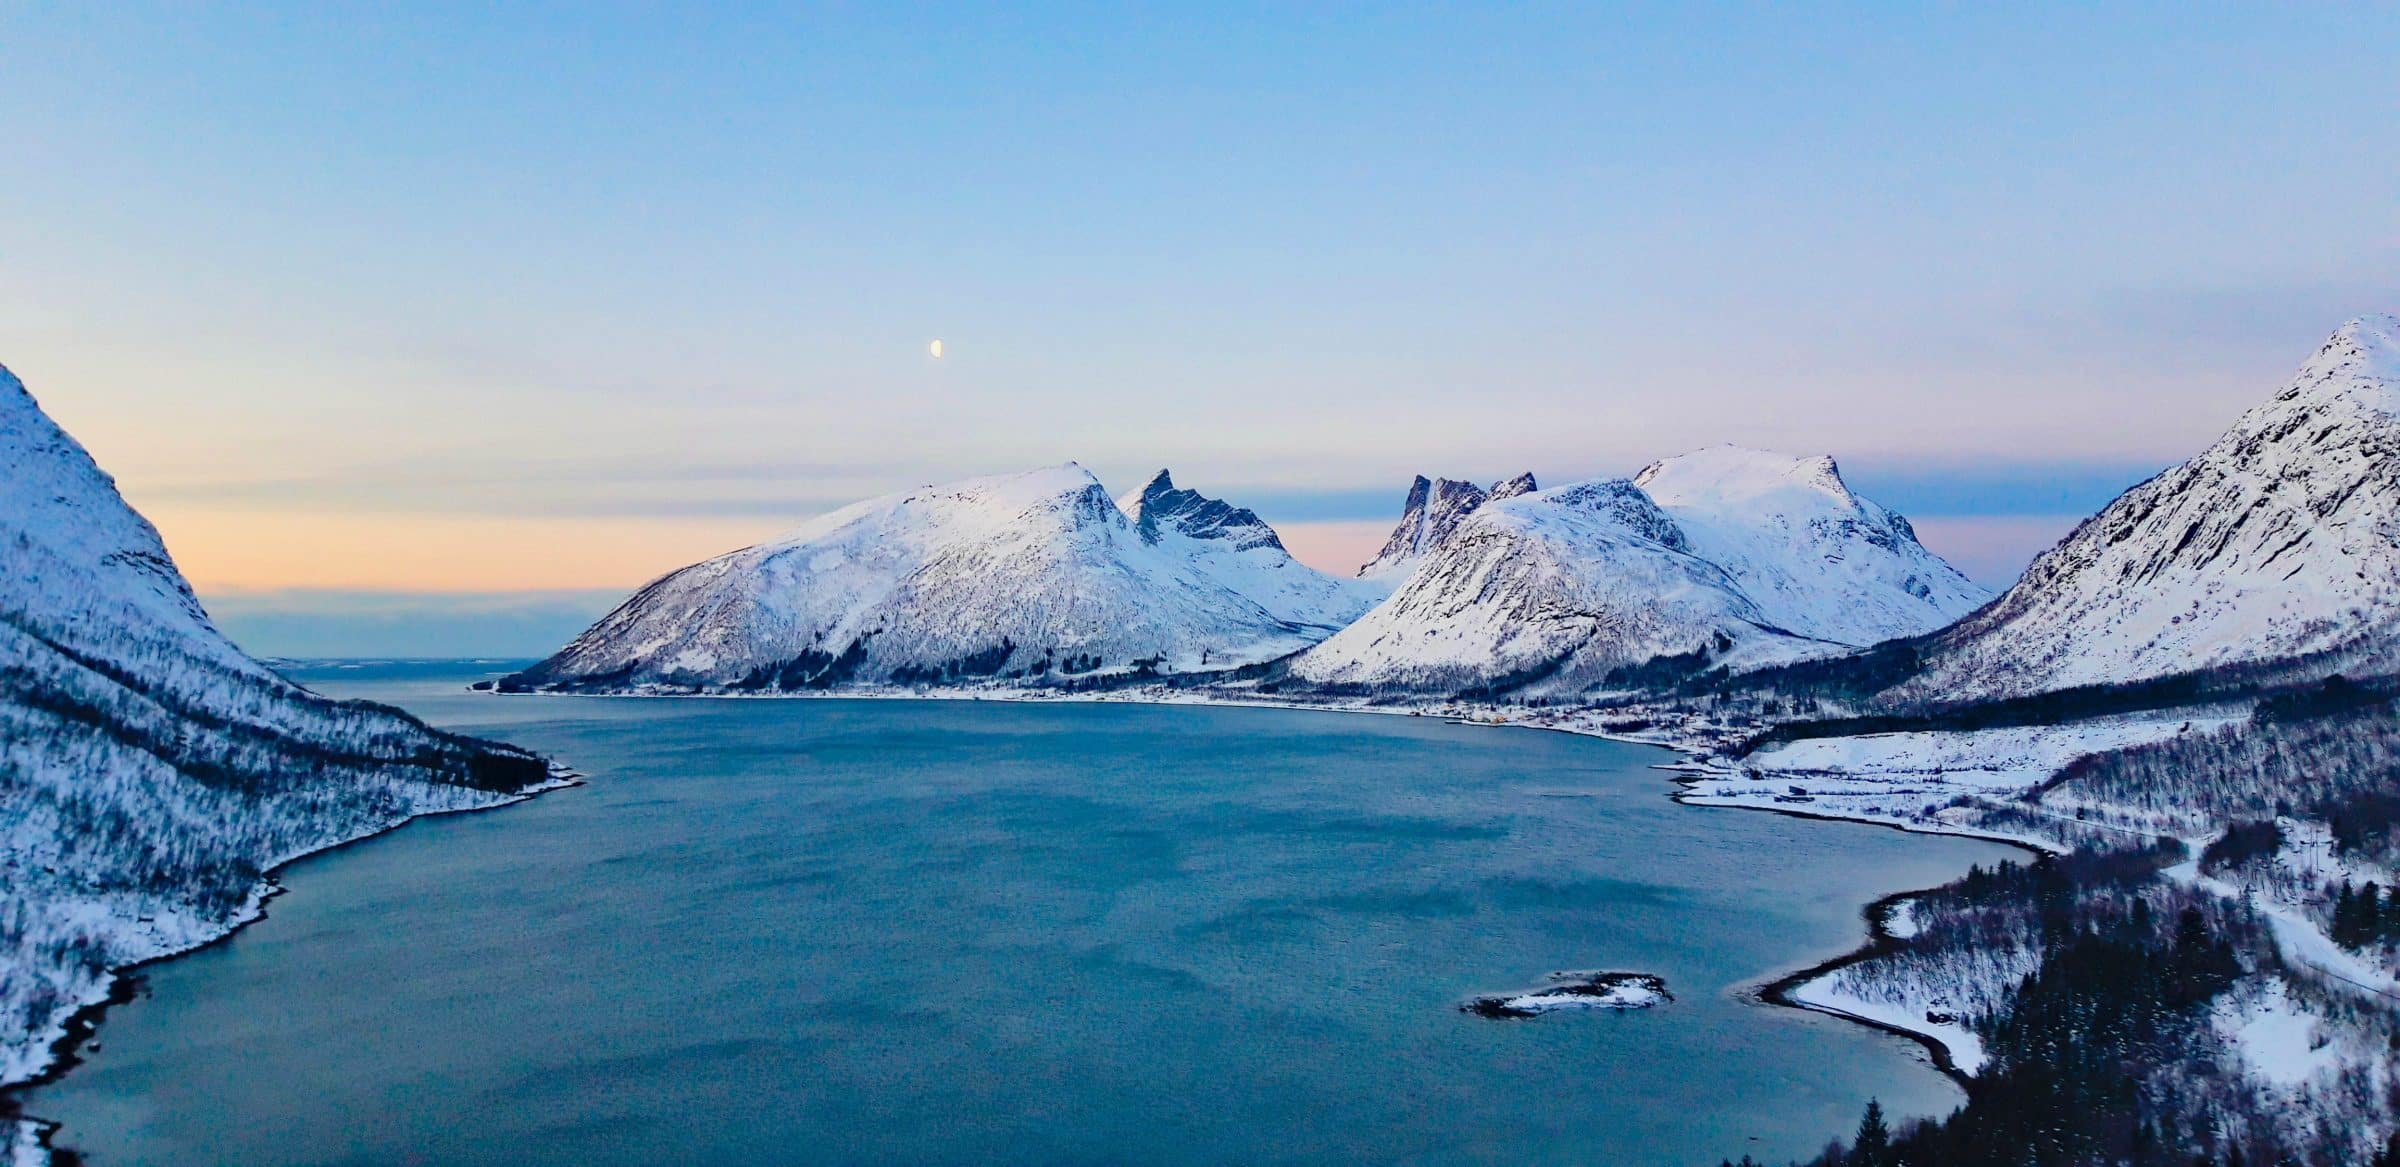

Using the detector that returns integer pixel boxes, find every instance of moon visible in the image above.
[928,339,944,359]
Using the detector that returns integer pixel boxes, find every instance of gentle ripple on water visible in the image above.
[20,663,2014,1166]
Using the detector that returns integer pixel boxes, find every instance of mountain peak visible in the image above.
[1904,313,2400,702]
[1633,445,1853,509]
[2280,314,2400,416]
[0,360,228,644]
[1125,469,1284,551]
[1358,474,1490,578]
[2319,313,2400,372]
[1489,471,1538,501]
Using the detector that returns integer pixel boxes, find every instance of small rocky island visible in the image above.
[1462,971,1671,1019]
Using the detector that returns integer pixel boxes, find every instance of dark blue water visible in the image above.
[21,663,2008,1165]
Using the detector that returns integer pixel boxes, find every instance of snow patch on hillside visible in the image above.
[2213,978,2341,1089]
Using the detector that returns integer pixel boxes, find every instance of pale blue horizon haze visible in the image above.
[1,4,2394,656]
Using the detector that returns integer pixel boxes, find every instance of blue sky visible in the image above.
[1,4,2393,655]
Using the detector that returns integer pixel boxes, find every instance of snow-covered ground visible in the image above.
[0,363,563,1165]
[2212,977,2344,1089]
[1665,715,2240,852]
[1464,972,1670,1017]
[2176,859,2400,1002]
[1788,970,1991,1076]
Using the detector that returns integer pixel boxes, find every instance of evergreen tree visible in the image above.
[1850,1099,1889,1167]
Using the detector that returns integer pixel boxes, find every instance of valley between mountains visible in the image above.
[5,316,2400,1164]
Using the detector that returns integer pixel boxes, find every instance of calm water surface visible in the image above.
[22,663,2010,1165]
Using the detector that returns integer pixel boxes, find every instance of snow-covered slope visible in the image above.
[1356,475,1502,580]
[1903,315,2400,702]
[0,363,548,1088]
[1291,479,1818,694]
[1292,450,1982,697]
[509,465,1362,691]
[1633,446,1989,647]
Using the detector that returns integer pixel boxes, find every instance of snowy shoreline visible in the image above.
[1,767,580,1159]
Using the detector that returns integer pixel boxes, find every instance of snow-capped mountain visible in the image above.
[507,465,1375,692]
[1291,451,1983,696]
[0,364,548,1088]
[1291,478,1813,694]
[1356,475,1509,580]
[1900,315,2400,703]
[1116,469,1384,631]
[1633,446,1988,647]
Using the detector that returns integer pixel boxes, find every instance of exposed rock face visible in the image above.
[1900,315,2400,703]
[1356,476,1494,580]
[1122,469,1284,552]
[0,363,547,1087]
[1488,472,1540,501]
[509,465,1377,692]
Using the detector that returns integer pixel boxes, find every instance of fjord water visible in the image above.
[23,664,2010,1165]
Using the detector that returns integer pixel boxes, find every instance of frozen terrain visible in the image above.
[1900,315,2400,704]
[1354,474,1512,580]
[1291,450,1982,696]
[1632,446,1988,647]
[506,465,1376,692]
[0,364,551,1114]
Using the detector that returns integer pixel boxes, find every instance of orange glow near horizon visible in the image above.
[147,508,794,593]
[146,509,1405,593]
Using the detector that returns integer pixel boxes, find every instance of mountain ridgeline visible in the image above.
[509,316,2400,715]
[509,446,1990,698]
[0,365,551,1089]
[503,465,1383,693]
[1710,314,2400,727]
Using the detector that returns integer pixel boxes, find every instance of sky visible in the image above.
[2,4,2395,657]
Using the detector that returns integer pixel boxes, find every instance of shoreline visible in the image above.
[488,680,2039,1087]
[0,768,581,1158]
[1651,759,2051,1087]
[15,676,2024,1159]
[1748,889,1989,1090]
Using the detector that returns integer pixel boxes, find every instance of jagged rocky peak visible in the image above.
[1356,474,1492,578]
[1488,471,1538,501]
[1901,313,2400,703]
[1120,468,1285,552]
